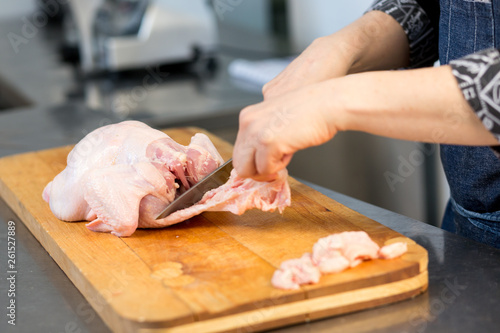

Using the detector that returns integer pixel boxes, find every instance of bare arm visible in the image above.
[262,11,410,99]
[332,66,498,146]
[234,66,497,179]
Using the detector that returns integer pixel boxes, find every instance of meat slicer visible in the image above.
[65,0,218,73]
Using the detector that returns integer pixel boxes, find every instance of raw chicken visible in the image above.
[378,242,408,259]
[159,168,291,225]
[271,254,321,290]
[312,248,350,274]
[312,232,380,269]
[43,121,291,237]
[272,231,408,290]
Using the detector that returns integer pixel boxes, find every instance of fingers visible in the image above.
[250,172,279,182]
[233,139,258,178]
[234,144,285,182]
[234,126,292,181]
[255,144,292,176]
[234,99,298,181]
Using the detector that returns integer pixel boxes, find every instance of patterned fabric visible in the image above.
[368,0,500,145]
[450,48,500,142]
[367,0,438,68]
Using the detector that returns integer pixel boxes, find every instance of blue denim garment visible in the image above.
[439,0,500,248]
[442,198,500,247]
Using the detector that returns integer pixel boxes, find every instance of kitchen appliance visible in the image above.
[66,0,218,73]
[0,127,428,333]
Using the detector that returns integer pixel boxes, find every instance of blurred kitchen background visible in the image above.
[0,0,449,226]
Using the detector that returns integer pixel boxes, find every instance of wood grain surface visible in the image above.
[0,127,428,333]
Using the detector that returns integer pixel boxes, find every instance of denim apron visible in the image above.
[439,0,500,248]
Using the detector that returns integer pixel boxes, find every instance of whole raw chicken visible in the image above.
[43,121,291,237]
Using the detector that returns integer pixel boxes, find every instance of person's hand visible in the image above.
[233,81,345,181]
[262,36,353,100]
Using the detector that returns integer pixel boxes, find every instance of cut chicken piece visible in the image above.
[157,168,291,226]
[147,133,224,189]
[312,231,380,268]
[379,242,408,259]
[271,253,321,290]
[186,133,225,184]
[312,249,350,274]
[146,137,190,189]
[272,231,408,290]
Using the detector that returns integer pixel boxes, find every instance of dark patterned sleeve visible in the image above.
[366,0,439,68]
[450,48,500,146]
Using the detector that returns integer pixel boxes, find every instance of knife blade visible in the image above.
[155,158,233,219]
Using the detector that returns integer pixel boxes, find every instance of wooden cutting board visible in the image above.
[0,127,428,333]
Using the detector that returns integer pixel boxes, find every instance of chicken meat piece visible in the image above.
[159,168,291,225]
[378,242,408,259]
[313,231,380,268]
[312,248,350,274]
[271,253,321,290]
[272,231,408,290]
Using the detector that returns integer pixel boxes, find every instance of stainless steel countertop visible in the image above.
[0,104,499,333]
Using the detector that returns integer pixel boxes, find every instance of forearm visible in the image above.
[262,11,409,98]
[340,11,410,74]
[234,64,498,179]
[304,10,410,74]
[331,66,498,146]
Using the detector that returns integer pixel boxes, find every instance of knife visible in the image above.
[155,158,233,219]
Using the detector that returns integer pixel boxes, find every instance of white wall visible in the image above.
[288,0,374,51]
[217,0,271,35]
[0,0,36,19]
